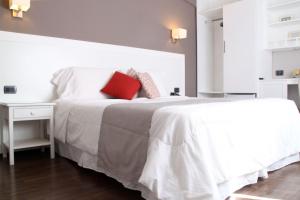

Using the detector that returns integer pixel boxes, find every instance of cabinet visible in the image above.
[197,0,268,96]
[258,80,288,98]
[223,0,260,93]
[266,0,300,51]
[0,103,55,165]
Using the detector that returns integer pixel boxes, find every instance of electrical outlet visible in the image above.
[4,86,17,94]
[275,70,284,76]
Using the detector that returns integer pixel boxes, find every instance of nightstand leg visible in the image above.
[49,118,55,159]
[2,121,8,158]
[8,119,14,165]
[1,117,7,158]
[40,121,45,152]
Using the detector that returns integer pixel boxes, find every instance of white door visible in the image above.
[223,0,259,93]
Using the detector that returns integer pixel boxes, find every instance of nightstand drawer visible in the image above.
[13,107,52,119]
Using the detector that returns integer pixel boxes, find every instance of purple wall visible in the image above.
[0,0,197,96]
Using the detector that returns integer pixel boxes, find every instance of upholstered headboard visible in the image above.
[0,31,185,102]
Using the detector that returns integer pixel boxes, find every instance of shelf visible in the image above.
[260,78,299,85]
[198,91,225,98]
[198,7,223,19]
[4,138,50,150]
[267,38,300,51]
[14,138,50,150]
[266,45,300,52]
[268,0,300,10]
[269,18,300,26]
[198,91,224,94]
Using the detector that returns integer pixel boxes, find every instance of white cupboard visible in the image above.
[258,80,288,99]
[197,0,268,96]
[223,0,259,93]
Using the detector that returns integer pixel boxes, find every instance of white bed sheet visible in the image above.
[54,97,300,200]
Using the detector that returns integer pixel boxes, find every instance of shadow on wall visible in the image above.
[0,0,12,20]
[1,0,8,9]
[0,0,34,32]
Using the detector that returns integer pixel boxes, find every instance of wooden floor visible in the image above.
[0,150,300,200]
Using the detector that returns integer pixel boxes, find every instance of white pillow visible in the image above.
[51,67,116,100]
[125,68,169,97]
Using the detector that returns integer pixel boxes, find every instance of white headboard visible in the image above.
[0,31,185,102]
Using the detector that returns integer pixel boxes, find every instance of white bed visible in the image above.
[3,31,299,200]
[54,96,300,200]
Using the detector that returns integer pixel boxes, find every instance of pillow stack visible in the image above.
[101,68,161,100]
[51,67,165,101]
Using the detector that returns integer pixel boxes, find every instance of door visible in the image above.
[223,0,259,93]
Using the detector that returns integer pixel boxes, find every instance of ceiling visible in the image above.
[197,0,240,11]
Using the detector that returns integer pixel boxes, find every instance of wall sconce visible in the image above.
[9,0,30,18]
[171,28,187,43]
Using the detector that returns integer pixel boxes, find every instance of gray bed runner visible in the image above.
[97,98,230,185]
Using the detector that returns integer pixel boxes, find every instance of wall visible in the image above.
[213,21,224,92]
[197,17,224,94]
[0,0,197,96]
[273,50,300,79]
[197,15,214,93]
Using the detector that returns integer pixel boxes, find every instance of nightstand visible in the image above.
[0,102,55,165]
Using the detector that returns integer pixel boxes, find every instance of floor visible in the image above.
[0,150,300,200]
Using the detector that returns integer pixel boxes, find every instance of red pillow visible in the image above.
[101,71,141,100]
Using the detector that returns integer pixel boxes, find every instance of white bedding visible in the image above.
[54,97,300,200]
[54,97,189,155]
[140,98,300,199]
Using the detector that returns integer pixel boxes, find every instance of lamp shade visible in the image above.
[9,0,30,12]
[172,28,187,40]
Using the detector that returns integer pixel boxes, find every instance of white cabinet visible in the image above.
[258,80,288,99]
[223,0,260,93]
[266,0,300,51]
[197,0,268,96]
[0,102,55,165]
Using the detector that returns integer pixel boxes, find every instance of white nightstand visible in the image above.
[0,102,55,165]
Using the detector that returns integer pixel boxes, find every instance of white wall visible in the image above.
[273,50,300,78]
[197,15,215,92]
[213,21,224,92]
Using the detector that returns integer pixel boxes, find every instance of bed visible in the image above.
[2,31,299,200]
[54,92,300,200]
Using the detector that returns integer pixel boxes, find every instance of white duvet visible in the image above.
[54,97,189,155]
[54,97,300,200]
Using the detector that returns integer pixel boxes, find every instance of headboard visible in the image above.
[0,31,185,102]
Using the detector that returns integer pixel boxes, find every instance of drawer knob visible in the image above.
[30,112,34,116]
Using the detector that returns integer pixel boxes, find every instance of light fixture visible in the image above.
[171,28,187,43]
[9,0,30,18]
